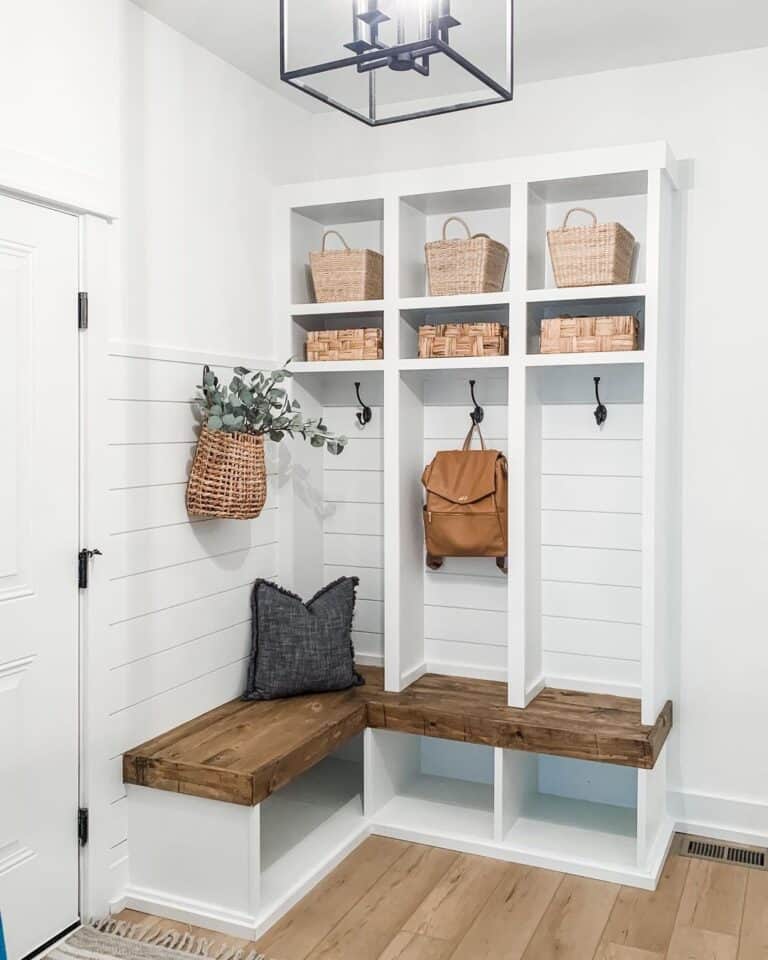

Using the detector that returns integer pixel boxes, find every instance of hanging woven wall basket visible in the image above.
[186,427,267,520]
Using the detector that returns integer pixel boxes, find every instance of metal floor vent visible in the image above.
[675,833,767,871]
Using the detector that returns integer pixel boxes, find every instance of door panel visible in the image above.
[0,196,79,960]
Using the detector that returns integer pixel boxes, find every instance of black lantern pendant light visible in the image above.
[280,1,513,126]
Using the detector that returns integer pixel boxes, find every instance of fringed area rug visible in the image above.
[48,921,268,960]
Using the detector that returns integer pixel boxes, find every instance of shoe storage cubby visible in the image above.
[366,730,495,844]
[273,141,681,885]
[260,735,364,910]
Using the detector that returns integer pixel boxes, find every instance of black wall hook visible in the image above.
[469,380,484,425]
[354,381,372,428]
[593,376,608,427]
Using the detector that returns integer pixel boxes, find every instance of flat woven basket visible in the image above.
[547,208,636,288]
[540,315,639,354]
[425,217,509,297]
[186,427,267,520]
[419,322,509,359]
[306,327,383,361]
[310,230,384,303]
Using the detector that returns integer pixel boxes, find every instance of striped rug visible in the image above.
[48,922,267,960]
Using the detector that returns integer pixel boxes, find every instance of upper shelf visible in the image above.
[526,350,646,368]
[526,283,647,303]
[291,300,385,317]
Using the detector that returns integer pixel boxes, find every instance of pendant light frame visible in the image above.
[280,0,514,126]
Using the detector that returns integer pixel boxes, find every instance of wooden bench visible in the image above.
[124,666,672,806]
[121,669,673,935]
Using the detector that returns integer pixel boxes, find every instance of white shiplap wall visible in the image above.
[540,402,643,694]
[322,404,384,663]
[101,346,278,894]
[423,396,508,681]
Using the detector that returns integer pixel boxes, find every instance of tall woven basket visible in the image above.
[547,208,636,288]
[186,428,267,520]
[425,217,509,296]
[310,230,384,303]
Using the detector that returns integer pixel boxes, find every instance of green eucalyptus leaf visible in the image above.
[207,415,223,430]
[310,434,325,448]
[222,413,236,426]
[269,430,284,442]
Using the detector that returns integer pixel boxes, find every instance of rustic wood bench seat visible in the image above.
[123,667,672,806]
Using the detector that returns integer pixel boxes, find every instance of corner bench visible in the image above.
[122,667,673,936]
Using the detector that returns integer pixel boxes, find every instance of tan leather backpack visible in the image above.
[421,424,508,572]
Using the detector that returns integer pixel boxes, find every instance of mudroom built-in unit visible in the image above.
[273,142,679,883]
[121,142,679,936]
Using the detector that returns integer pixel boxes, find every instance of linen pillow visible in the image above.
[243,577,365,701]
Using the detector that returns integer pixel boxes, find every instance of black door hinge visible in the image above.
[78,291,89,330]
[78,548,102,589]
[78,807,89,846]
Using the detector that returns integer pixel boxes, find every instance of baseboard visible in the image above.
[671,789,768,847]
[118,824,371,939]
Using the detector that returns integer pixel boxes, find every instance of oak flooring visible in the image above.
[116,839,767,960]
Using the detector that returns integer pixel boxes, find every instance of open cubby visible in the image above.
[286,369,385,664]
[524,363,645,698]
[367,730,495,843]
[400,185,512,299]
[290,308,385,363]
[396,366,509,682]
[527,172,648,292]
[399,301,510,361]
[497,751,639,870]
[526,294,646,357]
[260,736,364,908]
[290,198,384,306]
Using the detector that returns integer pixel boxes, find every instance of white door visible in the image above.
[0,196,80,960]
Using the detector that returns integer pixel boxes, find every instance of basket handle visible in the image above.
[562,208,598,229]
[442,216,472,241]
[321,230,350,252]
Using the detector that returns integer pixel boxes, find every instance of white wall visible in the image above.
[0,0,121,214]
[301,46,768,842]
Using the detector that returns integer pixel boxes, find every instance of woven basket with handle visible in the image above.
[186,427,267,520]
[547,208,636,288]
[425,217,509,297]
[309,230,384,303]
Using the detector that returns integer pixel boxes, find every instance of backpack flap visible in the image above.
[423,449,501,505]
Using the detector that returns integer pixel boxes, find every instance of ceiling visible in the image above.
[131,0,768,113]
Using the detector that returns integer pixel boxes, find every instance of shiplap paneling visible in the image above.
[100,351,278,866]
[323,406,384,661]
[539,402,643,693]
[423,403,509,678]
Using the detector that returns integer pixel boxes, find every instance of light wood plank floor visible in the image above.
[116,838,768,960]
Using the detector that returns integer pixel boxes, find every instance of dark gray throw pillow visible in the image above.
[243,577,365,701]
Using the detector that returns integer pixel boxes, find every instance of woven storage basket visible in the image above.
[309,230,383,303]
[306,327,383,362]
[425,217,509,297]
[547,208,636,288]
[186,427,267,520]
[540,315,639,354]
[419,322,509,359]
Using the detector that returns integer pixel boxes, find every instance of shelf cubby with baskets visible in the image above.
[400,185,512,299]
[527,171,649,293]
[273,141,681,889]
[399,300,510,362]
[290,307,385,365]
[290,198,385,306]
